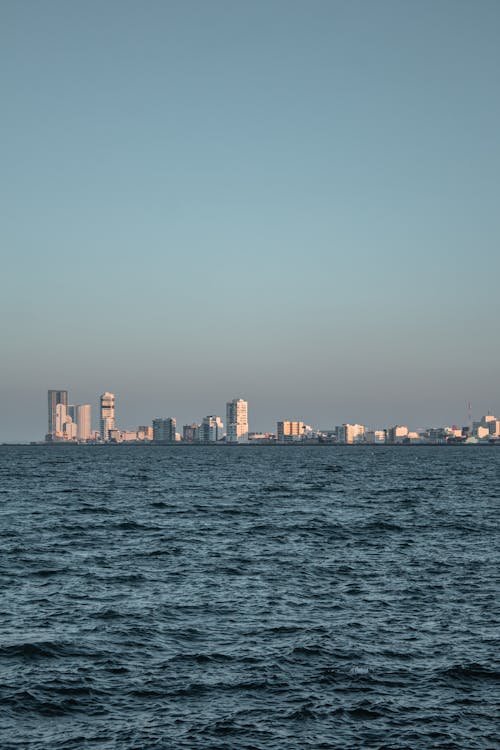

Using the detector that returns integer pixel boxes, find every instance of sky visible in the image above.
[1,0,500,440]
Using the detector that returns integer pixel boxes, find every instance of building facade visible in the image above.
[277,420,305,442]
[182,423,200,442]
[198,415,224,443]
[75,404,91,441]
[152,417,176,442]
[47,390,68,439]
[337,423,366,444]
[226,398,249,443]
[100,392,115,442]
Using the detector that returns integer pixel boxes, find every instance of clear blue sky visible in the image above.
[1,0,499,440]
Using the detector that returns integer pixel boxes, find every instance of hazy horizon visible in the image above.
[2,0,500,442]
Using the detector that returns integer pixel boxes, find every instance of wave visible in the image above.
[0,640,83,659]
[439,663,500,681]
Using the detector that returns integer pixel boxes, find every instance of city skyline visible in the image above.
[38,387,500,446]
[2,1,500,442]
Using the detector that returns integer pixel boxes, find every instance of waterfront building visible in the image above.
[75,404,91,441]
[198,416,224,443]
[249,432,276,442]
[226,398,248,443]
[137,425,153,441]
[47,390,68,439]
[152,417,176,442]
[337,423,366,444]
[365,430,386,444]
[182,423,200,442]
[473,415,500,438]
[277,420,305,442]
[387,425,409,444]
[426,427,447,443]
[55,403,68,438]
[121,430,138,441]
[100,392,115,442]
[63,420,78,440]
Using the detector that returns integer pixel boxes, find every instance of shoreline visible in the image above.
[2,442,500,448]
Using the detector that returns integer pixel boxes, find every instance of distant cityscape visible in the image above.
[43,390,500,445]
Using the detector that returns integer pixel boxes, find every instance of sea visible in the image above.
[0,444,499,750]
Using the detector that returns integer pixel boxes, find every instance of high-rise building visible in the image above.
[226,398,248,443]
[277,420,305,442]
[199,416,224,443]
[75,405,91,441]
[47,390,68,439]
[100,392,115,442]
[152,417,176,442]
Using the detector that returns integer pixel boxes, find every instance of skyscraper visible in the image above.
[226,398,248,443]
[47,390,68,440]
[100,392,115,442]
[75,405,92,441]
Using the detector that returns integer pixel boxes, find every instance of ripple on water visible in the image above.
[0,444,499,750]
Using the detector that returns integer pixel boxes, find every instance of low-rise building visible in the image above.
[137,425,153,441]
[365,430,386,443]
[337,423,366,444]
[387,425,409,443]
[277,420,306,442]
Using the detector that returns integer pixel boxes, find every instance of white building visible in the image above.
[199,416,224,442]
[226,398,249,443]
[100,392,115,442]
[365,430,386,444]
[277,420,306,442]
[337,423,365,444]
[55,403,67,437]
[474,415,500,438]
[121,430,139,441]
[387,425,409,443]
[63,420,78,440]
[75,404,91,441]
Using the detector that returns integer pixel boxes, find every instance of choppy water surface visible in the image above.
[1,445,499,749]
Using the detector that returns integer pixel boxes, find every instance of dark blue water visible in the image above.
[1,445,499,749]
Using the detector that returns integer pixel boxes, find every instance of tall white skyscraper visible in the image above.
[226,398,248,443]
[100,392,115,442]
[75,404,91,441]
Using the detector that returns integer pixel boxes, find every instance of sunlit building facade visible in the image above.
[277,420,305,442]
[226,398,248,443]
[75,405,91,441]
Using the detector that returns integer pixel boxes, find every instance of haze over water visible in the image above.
[1,445,499,749]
